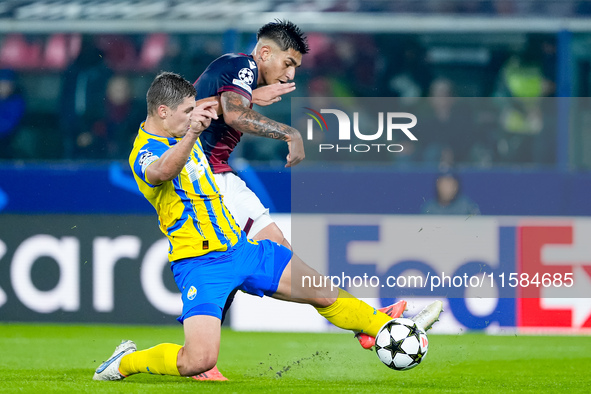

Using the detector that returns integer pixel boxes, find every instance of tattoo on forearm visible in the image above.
[222,92,296,141]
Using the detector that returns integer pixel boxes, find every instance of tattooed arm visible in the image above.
[221,90,304,167]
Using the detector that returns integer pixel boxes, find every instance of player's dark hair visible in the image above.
[257,19,309,55]
[147,71,196,115]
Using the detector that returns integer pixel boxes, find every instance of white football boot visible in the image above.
[93,340,137,381]
[411,300,444,331]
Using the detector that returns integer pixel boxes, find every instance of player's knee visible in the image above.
[180,357,218,376]
[322,294,338,307]
[196,355,218,376]
[177,348,218,376]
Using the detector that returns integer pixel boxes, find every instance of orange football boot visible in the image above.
[191,365,228,381]
[356,300,408,350]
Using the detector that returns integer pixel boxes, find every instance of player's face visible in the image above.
[164,96,196,138]
[260,48,302,86]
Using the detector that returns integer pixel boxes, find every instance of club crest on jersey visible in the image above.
[187,286,197,301]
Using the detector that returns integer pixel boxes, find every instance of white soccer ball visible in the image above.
[375,318,429,371]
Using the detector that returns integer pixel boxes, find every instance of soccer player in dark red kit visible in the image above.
[194,20,305,248]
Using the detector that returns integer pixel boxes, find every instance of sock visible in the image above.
[119,343,182,377]
[315,288,392,337]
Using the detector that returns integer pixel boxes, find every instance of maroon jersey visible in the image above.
[194,53,258,173]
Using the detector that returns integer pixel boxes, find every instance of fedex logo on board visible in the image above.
[516,224,591,329]
[328,219,591,331]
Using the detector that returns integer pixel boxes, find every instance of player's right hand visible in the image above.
[190,100,218,135]
[286,133,305,167]
[252,82,296,106]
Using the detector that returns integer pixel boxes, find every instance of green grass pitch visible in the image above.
[0,323,590,393]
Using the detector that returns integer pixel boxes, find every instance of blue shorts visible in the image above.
[171,235,292,323]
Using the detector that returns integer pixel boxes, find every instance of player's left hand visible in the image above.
[195,96,222,115]
[252,82,296,106]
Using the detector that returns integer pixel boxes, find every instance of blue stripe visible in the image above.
[198,162,240,239]
[202,193,231,245]
[172,176,205,239]
[192,143,238,242]
[219,197,241,238]
[198,144,241,239]
[95,350,126,374]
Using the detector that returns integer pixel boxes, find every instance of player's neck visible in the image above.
[143,117,168,138]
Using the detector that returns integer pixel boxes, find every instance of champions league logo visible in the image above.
[233,68,255,93]
[304,107,418,153]
[238,68,255,85]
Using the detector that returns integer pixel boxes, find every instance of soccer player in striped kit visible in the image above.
[93,72,442,382]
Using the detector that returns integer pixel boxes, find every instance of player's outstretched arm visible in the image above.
[221,91,304,167]
[252,82,296,106]
[146,101,218,184]
[195,83,295,115]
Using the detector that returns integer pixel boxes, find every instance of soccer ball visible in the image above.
[375,318,429,371]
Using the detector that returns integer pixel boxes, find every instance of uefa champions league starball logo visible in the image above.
[238,68,254,85]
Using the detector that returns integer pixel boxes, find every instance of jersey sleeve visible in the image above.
[217,55,258,101]
[131,139,169,187]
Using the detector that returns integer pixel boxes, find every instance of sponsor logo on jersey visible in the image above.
[184,159,206,183]
[248,59,257,69]
[232,78,252,93]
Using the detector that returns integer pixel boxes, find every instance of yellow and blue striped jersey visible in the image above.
[129,122,242,261]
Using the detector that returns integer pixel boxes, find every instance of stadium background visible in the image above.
[1,0,590,334]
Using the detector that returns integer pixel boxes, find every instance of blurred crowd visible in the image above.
[276,0,591,16]
[0,29,565,168]
[2,0,590,18]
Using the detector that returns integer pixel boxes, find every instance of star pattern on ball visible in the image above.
[384,334,406,356]
[408,351,424,364]
[406,323,422,343]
